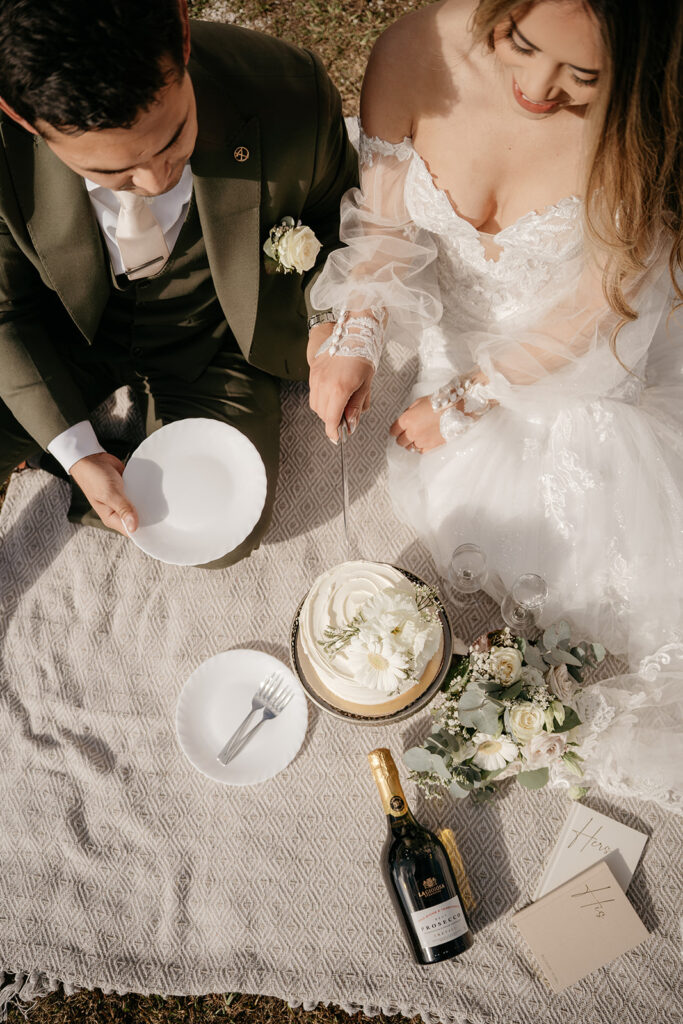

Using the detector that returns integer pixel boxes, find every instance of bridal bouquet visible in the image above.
[404,623,605,801]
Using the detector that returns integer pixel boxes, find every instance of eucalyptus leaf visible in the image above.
[544,648,583,667]
[543,621,571,650]
[448,779,471,799]
[591,642,606,663]
[458,692,503,734]
[403,747,438,773]
[517,767,549,789]
[503,679,524,701]
[433,756,453,782]
[523,644,547,671]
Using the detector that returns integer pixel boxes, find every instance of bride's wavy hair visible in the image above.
[472,0,683,335]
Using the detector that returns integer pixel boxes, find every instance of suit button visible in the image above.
[132,346,143,356]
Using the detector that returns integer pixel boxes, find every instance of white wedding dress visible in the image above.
[312,124,683,813]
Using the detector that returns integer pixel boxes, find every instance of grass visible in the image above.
[7,991,423,1024]
[187,0,426,114]
[2,2,426,1022]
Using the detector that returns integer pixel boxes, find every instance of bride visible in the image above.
[308,0,682,809]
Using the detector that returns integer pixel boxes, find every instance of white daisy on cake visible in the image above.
[345,634,411,693]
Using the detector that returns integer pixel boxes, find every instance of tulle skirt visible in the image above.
[386,321,683,813]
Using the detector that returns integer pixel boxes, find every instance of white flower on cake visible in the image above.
[315,574,442,698]
[471,733,518,771]
[508,702,545,742]
[488,645,523,685]
[345,635,410,694]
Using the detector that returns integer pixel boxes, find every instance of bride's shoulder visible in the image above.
[361,0,472,141]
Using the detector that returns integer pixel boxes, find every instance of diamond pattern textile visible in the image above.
[0,344,681,1024]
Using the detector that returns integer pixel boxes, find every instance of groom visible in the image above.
[0,0,357,566]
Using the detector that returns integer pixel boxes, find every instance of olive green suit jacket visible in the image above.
[0,21,358,450]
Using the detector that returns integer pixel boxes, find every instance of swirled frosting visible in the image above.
[299,561,442,706]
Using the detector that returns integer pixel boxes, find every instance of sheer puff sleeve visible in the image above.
[310,122,442,351]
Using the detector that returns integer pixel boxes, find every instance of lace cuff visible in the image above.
[358,129,414,168]
[430,375,495,442]
[315,308,385,371]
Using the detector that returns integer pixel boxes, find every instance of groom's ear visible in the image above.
[178,0,191,65]
[0,96,38,135]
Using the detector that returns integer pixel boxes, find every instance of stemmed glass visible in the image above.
[447,543,488,595]
[501,573,549,633]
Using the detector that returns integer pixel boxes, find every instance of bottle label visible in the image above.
[410,895,468,949]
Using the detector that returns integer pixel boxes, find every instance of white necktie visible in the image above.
[114,191,170,280]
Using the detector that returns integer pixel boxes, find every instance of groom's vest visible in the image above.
[94,193,236,381]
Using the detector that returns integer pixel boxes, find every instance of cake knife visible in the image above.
[339,415,351,554]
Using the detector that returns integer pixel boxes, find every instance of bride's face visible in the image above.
[493,1,604,119]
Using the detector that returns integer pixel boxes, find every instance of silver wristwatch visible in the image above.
[307,311,337,331]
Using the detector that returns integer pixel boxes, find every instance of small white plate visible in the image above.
[175,649,308,785]
[122,418,267,565]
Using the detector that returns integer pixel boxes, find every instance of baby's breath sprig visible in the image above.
[414,584,440,621]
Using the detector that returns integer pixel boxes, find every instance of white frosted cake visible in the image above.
[296,561,445,717]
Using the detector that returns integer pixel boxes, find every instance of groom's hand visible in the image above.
[307,323,375,442]
[70,452,139,536]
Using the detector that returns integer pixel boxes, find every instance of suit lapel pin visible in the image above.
[234,146,250,162]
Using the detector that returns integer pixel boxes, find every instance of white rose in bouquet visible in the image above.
[489,645,523,685]
[277,224,321,272]
[522,731,568,769]
[546,663,576,703]
[508,702,545,742]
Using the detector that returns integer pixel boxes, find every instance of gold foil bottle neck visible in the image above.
[368,748,408,817]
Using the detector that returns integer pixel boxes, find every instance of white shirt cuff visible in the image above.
[47,420,106,473]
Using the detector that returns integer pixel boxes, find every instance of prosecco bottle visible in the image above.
[368,748,473,965]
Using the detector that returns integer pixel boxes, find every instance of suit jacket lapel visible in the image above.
[5,126,109,343]
[190,60,261,356]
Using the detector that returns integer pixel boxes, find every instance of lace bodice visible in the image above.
[404,145,584,329]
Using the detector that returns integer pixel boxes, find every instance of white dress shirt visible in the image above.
[47,165,193,472]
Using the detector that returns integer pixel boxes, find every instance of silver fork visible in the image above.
[216,673,291,765]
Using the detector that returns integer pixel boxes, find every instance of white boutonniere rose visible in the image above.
[489,645,523,686]
[263,216,322,274]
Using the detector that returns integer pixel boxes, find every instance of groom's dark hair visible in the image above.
[0,0,186,133]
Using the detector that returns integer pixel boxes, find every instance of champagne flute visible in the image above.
[501,573,549,633]
[448,543,488,594]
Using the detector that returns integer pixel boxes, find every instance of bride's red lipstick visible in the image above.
[513,78,562,114]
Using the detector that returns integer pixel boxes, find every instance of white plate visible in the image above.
[175,649,308,785]
[122,418,267,565]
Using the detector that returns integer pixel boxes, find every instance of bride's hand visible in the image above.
[308,323,375,442]
[390,396,445,453]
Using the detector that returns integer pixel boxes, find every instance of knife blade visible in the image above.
[338,415,351,554]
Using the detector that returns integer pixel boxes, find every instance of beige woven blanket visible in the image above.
[0,345,681,1024]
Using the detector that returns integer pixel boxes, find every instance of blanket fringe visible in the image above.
[0,970,73,1021]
